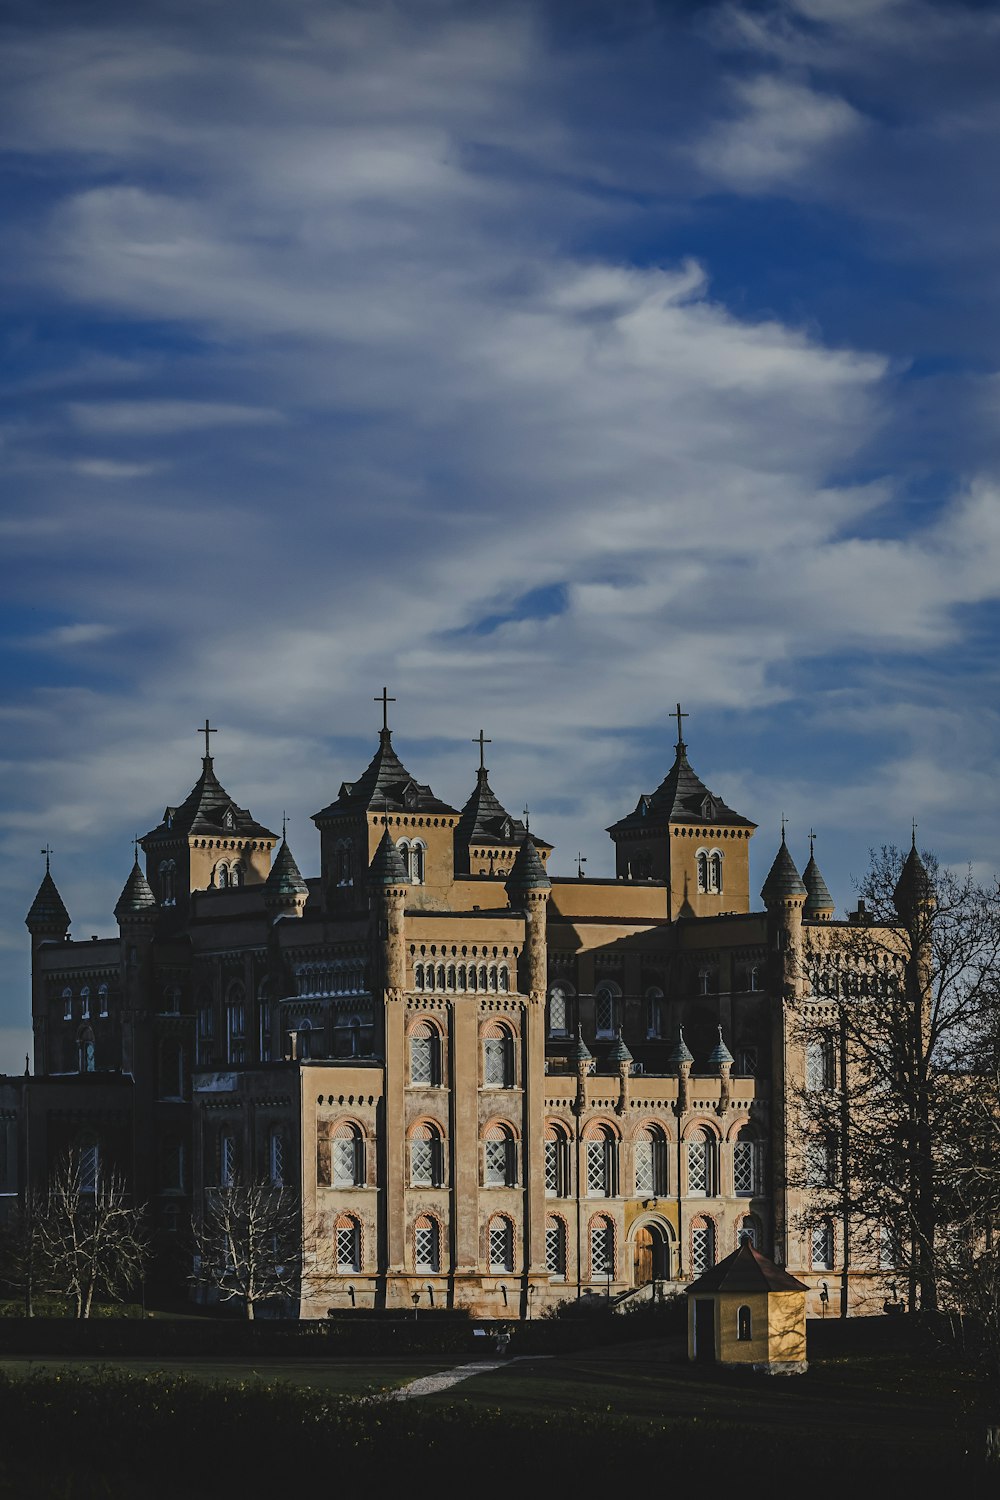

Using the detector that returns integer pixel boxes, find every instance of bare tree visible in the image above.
[796,844,1000,1315]
[0,1187,49,1316]
[35,1150,149,1319]
[190,1180,299,1320]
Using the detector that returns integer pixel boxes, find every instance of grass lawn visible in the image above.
[0,1353,450,1397]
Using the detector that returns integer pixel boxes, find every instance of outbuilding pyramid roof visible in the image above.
[686,1240,808,1295]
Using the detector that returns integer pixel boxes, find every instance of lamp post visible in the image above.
[412,1291,420,1320]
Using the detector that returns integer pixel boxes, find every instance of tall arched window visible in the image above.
[482,1022,514,1089]
[488,1214,514,1273]
[545,1215,567,1279]
[544,1122,571,1197]
[161,1136,185,1194]
[62,987,73,1020]
[737,1305,752,1341]
[409,1123,444,1188]
[98,984,109,1017]
[548,985,572,1036]
[645,987,664,1039]
[158,1040,185,1100]
[691,1216,715,1275]
[410,1021,441,1087]
[332,1122,364,1187]
[415,1214,440,1272]
[590,1215,615,1278]
[483,1123,517,1188]
[269,1127,284,1186]
[634,1124,668,1197]
[159,859,176,905]
[696,850,709,893]
[584,1123,618,1197]
[594,984,619,1038]
[806,1037,835,1092]
[335,1213,362,1273]
[709,850,723,894]
[733,1128,763,1196]
[396,840,412,881]
[335,839,354,886]
[411,841,426,885]
[78,1027,96,1074]
[216,862,229,889]
[197,997,215,1066]
[80,987,90,1019]
[687,1127,717,1196]
[812,1219,835,1270]
[226,985,246,1064]
[77,1135,99,1194]
[220,1133,236,1187]
[230,864,243,888]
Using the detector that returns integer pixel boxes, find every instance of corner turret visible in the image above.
[802,833,835,921]
[265,835,309,919]
[26,859,70,943]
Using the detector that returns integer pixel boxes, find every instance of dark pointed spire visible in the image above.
[26,868,70,934]
[802,833,835,920]
[707,1025,734,1070]
[266,838,308,902]
[571,1024,593,1065]
[607,1028,633,1066]
[667,1027,694,1068]
[893,832,932,915]
[505,834,551,895]
[369,826,409,886]
[760,828,806,905]
[114,860,157,920]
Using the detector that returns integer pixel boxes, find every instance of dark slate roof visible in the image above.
[314,729,457,822]
[114,860,157,918]
[369,827,409,886]
[142,758,277,843]
[802,852,835,917]
[571,1026,593,1064]
[25,871,70,931]
[667,1028,694,1067]
[607,1029,633,1065]
[455,768,552,851]
[505,835,551,894]
[894,838,933,912]
[607,742,755,835]
[707,1026,734,1069]
[686,1240,808,1295]
[760,836,807,904]
[266,839,308,900]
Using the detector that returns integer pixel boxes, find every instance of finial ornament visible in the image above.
[198,719,217,759]
[40,845,53,873]
[522,804,530,832]
[911,818,918,848]
[809,828,816,857]
[780,813,787,843]
[375,687,395,733]
[474,729,492,772]
[576,851,587,879]
[673,702,688,747]
[282,811,288,841]
[132,834,140,862]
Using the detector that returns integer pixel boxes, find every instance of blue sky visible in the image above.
[3,0,1000,1071]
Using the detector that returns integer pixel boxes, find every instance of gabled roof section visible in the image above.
[608,742,754,836]
[455,768,552,851]
[26,870,70,932]
[314,729,457,822]
[142,758,277,843]
[686,1241,808,1295]
[114,860,157,919]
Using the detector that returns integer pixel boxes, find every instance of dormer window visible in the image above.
[702,795,716,821]
[502,819,512,839]
[223,808,235,830]
[402,781,418,809]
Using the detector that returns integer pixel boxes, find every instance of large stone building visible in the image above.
[20,704,916,1317]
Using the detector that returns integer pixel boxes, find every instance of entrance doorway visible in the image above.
[633,1223,668,1285]
[694,1299,715,1362]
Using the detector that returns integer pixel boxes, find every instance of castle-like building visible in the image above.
[17,703,915,1317]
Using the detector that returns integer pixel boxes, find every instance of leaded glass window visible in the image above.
[79,1141,99,1194]
[410,1023,439,1087]
[544,1127,570,1197]
[586,1128,617,1197]
[691,1219,714,1276]
[483,1028,513,1088]
[484,1127,515,1188]
[737,1216,758,1248]
[332,1127,362,1187]
[415,1215,439,1272]
[590,1218,614,1278]
[595,987,617,1038]
[733,1134,762,1195]
[812,1221,834,1270]
[545,1216,566,1278]
[220,1134,236,1187]
[269,1129,284,1186]
[409,1126,442,1188]
[635,1127,667,1196]
[336,1219,361,1272]
[806,1038,834,1092]
[489,1217,514,1273]
[687,1132,714,1195]
[806,1135,834,1188]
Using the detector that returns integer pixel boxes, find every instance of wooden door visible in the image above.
[634,1226,654,1285]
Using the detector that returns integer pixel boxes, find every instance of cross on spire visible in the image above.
[474,729,492,772]
[809,828,817,857]
[577,851,587,879]
[522,805,530,832]
[40,845,53,873]
[911,818,918,848]
[673,702,688,747]
[198,719,217,759]
[282,811,288,841]
[132,834,140,863]
[780,813,787,843]
[375,687,395,733]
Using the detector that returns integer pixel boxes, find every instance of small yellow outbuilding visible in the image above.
[687,1241,808,1375]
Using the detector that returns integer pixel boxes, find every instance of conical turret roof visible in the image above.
[114,860,157,919]
[314,729,456,822]
[761,834,806,905]
[25,870,70,932]
[505,834,551,895]
[571,1025,593,1064]
[894,835,933,914]
[802,849,835,918]
[608,739,755,836]
[142,757,277,844]
[607,1028,633,1065]
[266,838,308,901]
[667,1028,694,1067]
[369,826,409,886]
[707,1026,734,1070]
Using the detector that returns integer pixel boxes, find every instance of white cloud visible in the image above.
[67,400,286,433]
[692,73,864,191]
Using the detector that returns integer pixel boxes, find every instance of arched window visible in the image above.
[159,859,176,905]
[544,1122,571,1198]
[645,987,664,1039]
[162,985,181,1015]
[806,1037,835,1092]
[548,985,571,1036]
[216,863,229,889]
[335,1213,362,1273]
[812,1219,835,1271]
[733,1128,763,1196]
[220,1133,236,1187]
[77,1135,99,1194]
[414,962,425,991]
[415,1213,441,1272]
[197,998,215,1066]
[482,1022,514,1089]
[709,850,723,894]
[498,966,509,993]
[396,840,411,881]
[737,1305,752,1341]
[159,1040,185,1100]
[483,1123,517,1188]
[332,1122,364,1187]
[590,1215,615,1278]
[488,1215,514,1273]
[806,1133,836,1188]
[737,1214,760,1249]
[687,1127,717,1196]
[410,1021,441,1087]
[161,1137,185,1194]
[80,986,90,1019]
[696,850,709,893]
[634,1124,668,1197]
[594,984,619,1038]
[269,1128,284,1186]
[545,1215,567,1279]
[409,1123,444,1188]
[98,984,109,1017]
[259,982,272,1062]
[411,841,426,885]
[78,1027,96,1074]
[230,864,243,888]
[436,963,446,990]
[336,839,354,886]
[226,985,246,1064]
[584,1123,618,1197]
[446,965,456,991]
[691,1216,715,1275]
[62,987,73,1021]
